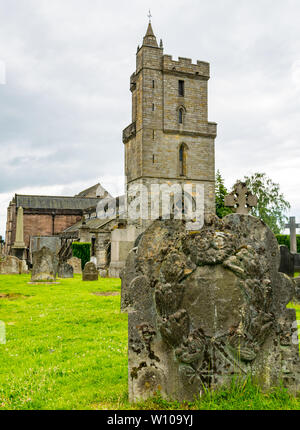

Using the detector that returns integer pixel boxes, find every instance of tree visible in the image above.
[242,172,290,234]
[215,171,290,234]
[215,170,233,218]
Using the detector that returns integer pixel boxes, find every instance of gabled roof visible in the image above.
[75,184,100,198]
[15,194,101,211]
[64,217,116,233]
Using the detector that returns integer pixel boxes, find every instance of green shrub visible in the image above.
[72,242,91,269]
[276,235,300,253]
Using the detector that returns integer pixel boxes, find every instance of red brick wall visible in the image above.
[23,214,81,248]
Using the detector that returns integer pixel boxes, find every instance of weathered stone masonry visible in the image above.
[123,22,217,229]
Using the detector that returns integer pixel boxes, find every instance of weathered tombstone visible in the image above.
[295,253,300,273]
[67,257,82,274]
[57,262,74,279]
[121,214,300,402]
[224,182,258,215]
[279,245,295,277]
[99,269,108,278]
[31,247,58,282]
[285,217,300,254]
[293,277,300,302]
[90,256,97,266]
[0,255,28,275]
[82,262,98,281]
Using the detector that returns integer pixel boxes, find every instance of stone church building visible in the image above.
[4,183,111,261]
[3,21,217,276]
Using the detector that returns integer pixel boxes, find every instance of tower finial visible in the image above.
[147,9,152,23]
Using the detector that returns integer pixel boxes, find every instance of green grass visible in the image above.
[0,274,300,410]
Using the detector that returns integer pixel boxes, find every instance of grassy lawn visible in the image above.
[0,274,300,410]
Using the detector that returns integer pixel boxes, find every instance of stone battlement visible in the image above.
[163,55,210,78]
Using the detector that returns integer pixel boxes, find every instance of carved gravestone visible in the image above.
[279,246,295,277]
[82,262,98,281]
[31,247,58,282]
[121,214,300,402]
[67,257,82,274]
[57,262,74,279]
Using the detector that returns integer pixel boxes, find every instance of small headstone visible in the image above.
[99,269,108,278]
[82,262,98,281]
[31,247,58,282]
[279,246,295,277]
[57,262,74,279]
[67,257,82,274]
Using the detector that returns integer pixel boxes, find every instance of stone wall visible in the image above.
[109,226,141,278]
[23,213,81,247]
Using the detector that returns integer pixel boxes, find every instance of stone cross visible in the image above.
[225,182,258,215]
[285,216,300,254]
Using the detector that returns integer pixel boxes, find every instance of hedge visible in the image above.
[72,242,91,270]
[275,235,300,253]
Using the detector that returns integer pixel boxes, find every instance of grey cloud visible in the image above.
[0,0,300,236]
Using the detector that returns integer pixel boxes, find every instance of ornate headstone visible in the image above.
[31,247,58,282]
[279,246,295,277]
[121,215,300,402]
[57,262,74,279]
[225,182,258,215]
[67,257,82,274]
[82,262,98,281]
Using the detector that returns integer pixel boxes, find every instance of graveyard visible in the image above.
[1,3,300,414]
[0,272,300,410]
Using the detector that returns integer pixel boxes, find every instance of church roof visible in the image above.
[15,194,101,211]
[74,183,112,199]
[64,217,116,232]
[75,184,100,198]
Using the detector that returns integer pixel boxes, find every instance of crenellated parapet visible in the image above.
[163,55,210,79]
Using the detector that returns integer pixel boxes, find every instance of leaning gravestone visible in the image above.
[67,257,82,274]
[82,262,98,281]
[279,245,295,277]
[31,247,58,282]
[121,214,300,402]
[57,262,73,279]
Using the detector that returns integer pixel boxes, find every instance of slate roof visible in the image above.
[64,217,116,232]
[15,194,101,210]
[75,184,100,197]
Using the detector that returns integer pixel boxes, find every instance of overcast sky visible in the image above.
[0,0,300,237]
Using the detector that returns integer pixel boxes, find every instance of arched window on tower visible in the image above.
[179,143,187,176]
[179,108,184,124]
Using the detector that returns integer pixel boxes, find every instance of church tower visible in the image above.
[123,20,217,228]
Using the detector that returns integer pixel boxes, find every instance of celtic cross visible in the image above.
[224,182,258,215]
